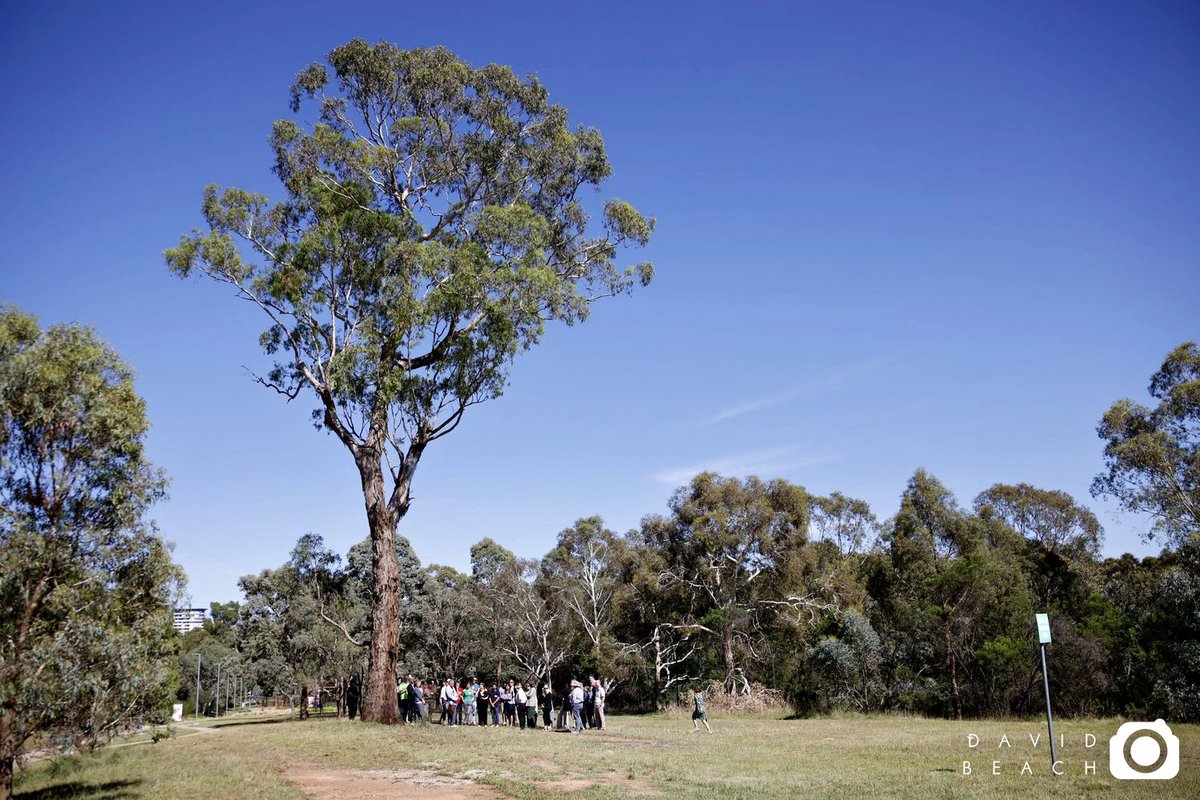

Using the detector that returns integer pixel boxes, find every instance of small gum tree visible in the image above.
[0,306,181,800]
[165,40,653,723]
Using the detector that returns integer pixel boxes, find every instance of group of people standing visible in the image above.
[395,675,607,733]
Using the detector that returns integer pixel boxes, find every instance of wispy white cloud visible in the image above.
[703,358,897,425]
[705,390,807,425]
[651,446,834,486]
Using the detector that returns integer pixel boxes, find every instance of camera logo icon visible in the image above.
[1109,719,1179,780]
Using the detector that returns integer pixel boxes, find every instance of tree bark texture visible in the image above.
[1,708,15,800]
[358,454,402,724]
[945,626,963,720]
[653,630,664,710]
[722,629,737,693]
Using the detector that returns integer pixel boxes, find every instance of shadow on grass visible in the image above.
[208,716,299,730]
[15,779,142,800]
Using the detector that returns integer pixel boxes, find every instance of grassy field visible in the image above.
[14,711,1200,799]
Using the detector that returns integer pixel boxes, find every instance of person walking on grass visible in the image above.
[691,686,712,734]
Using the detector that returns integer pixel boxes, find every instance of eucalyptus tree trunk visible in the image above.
[945,626,963,720]
[166,40,654,728]
[358,449,402,725]
[1,706,14,800]
[652,629,664,710]
[722,629,737,693]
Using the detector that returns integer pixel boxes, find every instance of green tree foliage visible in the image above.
[176,600,246,718]
[238,533,371,716]
[1093,341,1199,547]
[200,349,1200,722]
[205,601,243,644]
[212,465,1198,722]
[811,492,879,557]
[469,537,519,585]
[611,530,699,708]
[470,539,568,689]
[422,564,480,679]
[0,306,181,800]
[974,483,1103,622]
[177,629,240,717]
[639,473,810,691]
[1099,543,1200,721]
[975,483,1103,557]
[165,39,654,723]
[541,516,625,673]
[806,611,884,712]
[869,471,1034,719]
[344,532,427,674]
[469,538,520,685]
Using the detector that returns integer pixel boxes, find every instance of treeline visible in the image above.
[178,469,1198,722]
[177,340,1199,722]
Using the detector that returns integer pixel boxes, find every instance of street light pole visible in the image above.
[194,653,201,720]
[215,662,222,718]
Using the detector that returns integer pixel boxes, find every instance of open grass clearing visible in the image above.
[14,713,1200,799]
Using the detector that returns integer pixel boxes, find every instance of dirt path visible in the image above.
[284,765,662,799]
[286,768,506,800]
[169,722,221,736]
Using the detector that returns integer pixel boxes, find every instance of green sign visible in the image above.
[1036,613,1052,644]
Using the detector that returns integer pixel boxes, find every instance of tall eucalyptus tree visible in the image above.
[167,40,653,721]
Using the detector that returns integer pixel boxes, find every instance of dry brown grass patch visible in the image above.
[537,770,662,796]
[287,767,503,800]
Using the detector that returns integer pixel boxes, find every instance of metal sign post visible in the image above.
[1036,613,1058,772]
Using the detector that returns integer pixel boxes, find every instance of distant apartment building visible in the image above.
[173,607,207,634]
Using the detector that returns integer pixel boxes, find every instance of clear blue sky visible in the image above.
[3,1,1197,606]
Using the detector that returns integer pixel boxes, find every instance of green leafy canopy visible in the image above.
[1,305,181,792]
[164,40,654,466]
[1093,341,1199,547]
